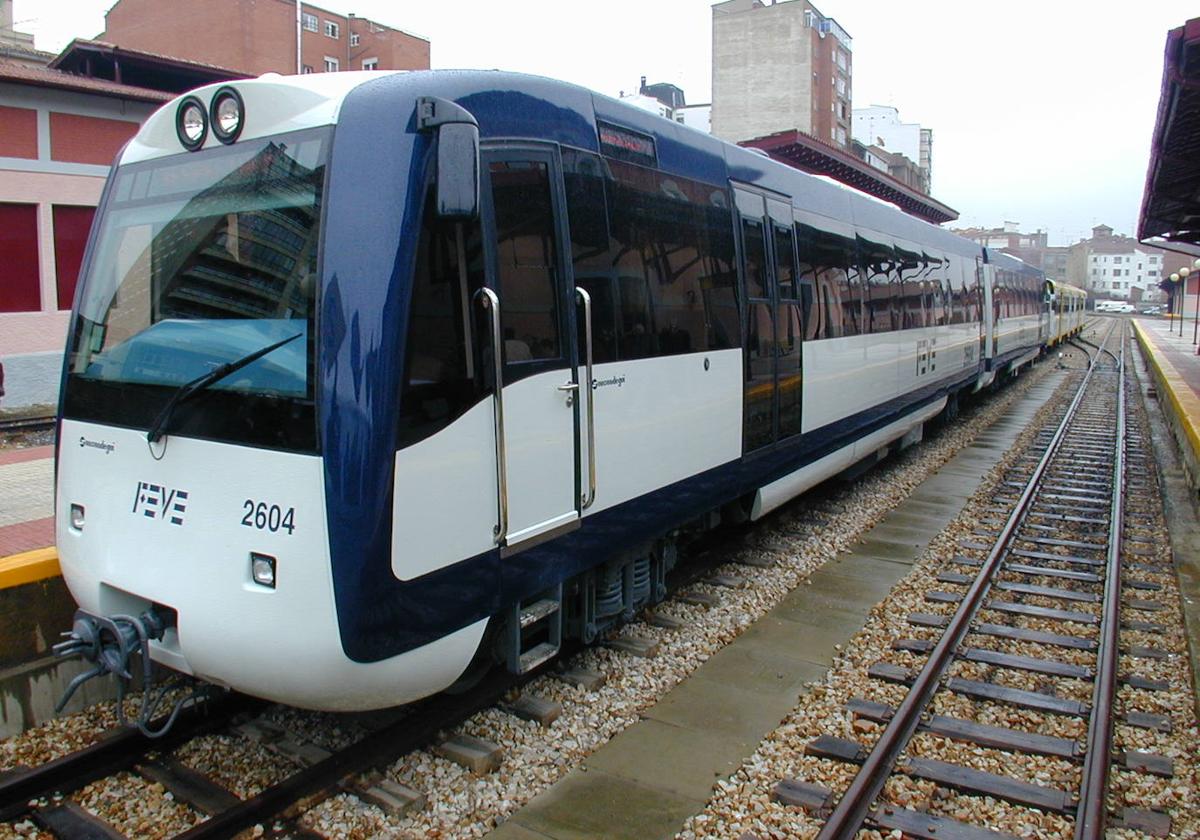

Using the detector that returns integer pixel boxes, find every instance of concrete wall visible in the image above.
[712,0,816,143]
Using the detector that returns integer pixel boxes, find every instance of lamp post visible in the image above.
[1171,273,1182,335]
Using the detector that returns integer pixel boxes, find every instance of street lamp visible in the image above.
[1171,273,1182,334]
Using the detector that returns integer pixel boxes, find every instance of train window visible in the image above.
[777,302,802,439]
[488,160,561,365]
[926,253,947,327]
[857,235,896,334]
[618,273,657,358]
[895,245,924,329]
[398,195,485,449]
[563,150,618,364]
[605,159,739,359]
[741,218,768,300]
[796,223,858,338]
[774,224,796,299]
[799,266,818,341]
[744,301,774,450]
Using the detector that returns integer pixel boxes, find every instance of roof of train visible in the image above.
[131,69,987,262]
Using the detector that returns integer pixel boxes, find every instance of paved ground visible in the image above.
[1134,317,1200,486]
[487,374,1065,840]
[0,445,54,558]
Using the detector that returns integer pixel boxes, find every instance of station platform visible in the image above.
[1132,317,1200,493]
[0,444,56,574]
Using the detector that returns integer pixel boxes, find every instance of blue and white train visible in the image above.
[54,71,1083,713]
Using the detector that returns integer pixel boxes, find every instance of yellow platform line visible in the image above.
[0,547,60,589]
[1132,320,1200,464]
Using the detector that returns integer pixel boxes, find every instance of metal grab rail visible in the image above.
[475,288,508,544]
[576,286,596,510]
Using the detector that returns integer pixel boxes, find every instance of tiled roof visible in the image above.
[0,60,172,103]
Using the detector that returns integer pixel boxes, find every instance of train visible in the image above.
[53,70,1085,719]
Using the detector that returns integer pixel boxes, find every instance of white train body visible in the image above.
[54,71,1082,711]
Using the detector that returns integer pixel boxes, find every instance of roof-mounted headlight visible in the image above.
[175,96,207,151]
[210,87,245,144]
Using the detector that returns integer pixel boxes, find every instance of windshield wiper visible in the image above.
[146,332,303,444]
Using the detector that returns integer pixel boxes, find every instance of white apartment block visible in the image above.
[1086,250,1165,301]
[852,104,933,190]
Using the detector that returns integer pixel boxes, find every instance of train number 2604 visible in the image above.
[241,500,296,534]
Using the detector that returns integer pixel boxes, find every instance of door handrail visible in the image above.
[576,286,596,510]
[475,287,508,543]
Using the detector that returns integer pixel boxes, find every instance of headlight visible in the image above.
[175,96,207,151]
[250,552,276,588]
[210,87,244,144]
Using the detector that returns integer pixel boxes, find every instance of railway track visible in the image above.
[2,333,1152,839]
[0,415,54,436]
[774,320,1179,839]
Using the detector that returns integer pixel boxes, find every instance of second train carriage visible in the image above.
[54,70,1078,714]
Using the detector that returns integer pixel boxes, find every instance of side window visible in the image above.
[563,149,617,364]
[398,194,485,448]
[774,223,796,299]
[796,223,857,338]
[777,302,802,439]
[858,235,895,334]
[896,245,924,329]
[606,159,739,359]
[488,159,561,366]
[741,217,768,300]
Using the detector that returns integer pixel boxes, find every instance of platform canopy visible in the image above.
[739,129,959,225]
[1139,17,1200,246]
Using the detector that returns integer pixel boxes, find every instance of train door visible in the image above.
[479,148,581,554]
[735,186,801,453]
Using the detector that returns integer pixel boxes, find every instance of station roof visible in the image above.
[739,129,959,225]
[49,39,247,95]
[0,60,172,103]
[1139,17,1200,246]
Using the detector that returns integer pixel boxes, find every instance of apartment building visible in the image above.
[711,0,852,148]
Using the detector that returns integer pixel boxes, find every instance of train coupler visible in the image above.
[53,607,208,738]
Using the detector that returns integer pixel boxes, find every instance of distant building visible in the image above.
[1066,224,1186,302]
[953,222,1072,282]
[618,91,673,120]
[856,143,927,194]
[954,222,1048,253]
[0,0,54,67]
[711,0,852,148]
[852,105,932,193]
[98,0,429,76]
[676,104,712,133]
[621,77,712,134]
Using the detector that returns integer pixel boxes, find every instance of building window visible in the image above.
[0,203,40,312]
[350,32,360,46]
[302,12,318,31]
[53,205,96,310]
[301,64,314,74]
[324,20,339,38]
[1113,256,1121,263]
[362,57,379,70]
[1091,255,1097,262]
[324,56,339,72]
[1149,255,1158,263]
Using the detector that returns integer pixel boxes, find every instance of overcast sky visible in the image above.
[15,0,1195,245]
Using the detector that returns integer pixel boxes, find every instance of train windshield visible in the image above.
[62,127,330,453]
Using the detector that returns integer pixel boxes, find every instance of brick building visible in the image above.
[711,0,852,148]
[0,64,171,406]
[98,0,429,76]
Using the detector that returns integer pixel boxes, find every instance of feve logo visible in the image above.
[132,481,190,526]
